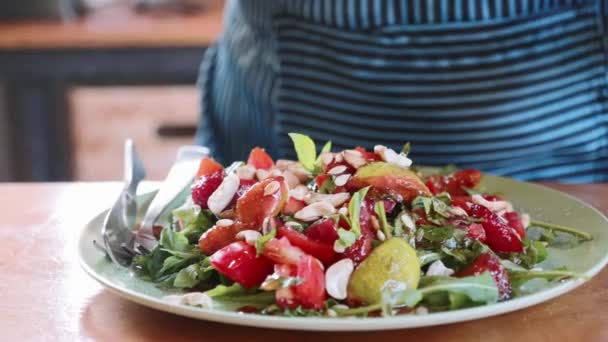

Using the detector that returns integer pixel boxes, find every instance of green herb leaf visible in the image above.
[374,201,392,239]
[509,269,585,297]
[318,177,336,194]
[159,228,190,253]
[439,164,459,176]
[412,196,432,215]
[334,228,357,250]
[529,220,592,242]
[174,258,214,288]
[402,142,411,155]
[348,186,371,236]
[420,225,455,243]
[255,227,276,255]
[288,133,317,172]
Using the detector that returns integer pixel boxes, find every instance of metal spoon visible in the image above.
[135,145,209,251]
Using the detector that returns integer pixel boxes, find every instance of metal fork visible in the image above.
[101,139,146,267]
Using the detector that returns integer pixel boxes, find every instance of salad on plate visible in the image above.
[132,133,592,317]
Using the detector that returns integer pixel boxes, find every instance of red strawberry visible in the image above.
[466,204,523,253]
[457,253,512,300]
[281,197,307,216]
[191,171,224,209]
[305,218,339,245]
[504,211,526,239]
[262,237,307,265]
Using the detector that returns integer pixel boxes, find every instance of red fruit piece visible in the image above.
[191,171,224,209]
[342,233,372,266]
[236,176,288,229]
[382,198,397,213]
[274,264,298,309]
[315,174,329,190]
[467,204,523,253]
[457,253,512,300]
[355,146,382,161]
[305,218,339,245]
[293,254,326,310]
[262,237,307,265]
[504,211,526,239]
[198,221,245,255]
[210,241,274,288]
[277,226,336,266]
[247,147,274,170]
[467,223,487,242]
[425,169,483,197]
[196,158,223,178]
[281,197,307,216]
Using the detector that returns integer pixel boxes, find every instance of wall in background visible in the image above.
[0,83,13,181]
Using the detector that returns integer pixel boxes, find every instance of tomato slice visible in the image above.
[277,226,336,266]
[209,241,274,288]
[247,147,274,170]
[196,158,223,178]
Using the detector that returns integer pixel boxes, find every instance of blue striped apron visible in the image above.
[196,0,608,182]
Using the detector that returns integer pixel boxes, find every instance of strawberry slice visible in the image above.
[305,218,339,245]
[277,226,336,266]
[504,211,526,239]
[236,177,288,229]
[281,197,307,216]
[209,241,273,288]
[457,253,512,300]
[191,171,223,209]
[262,237,307,265]
[293,254,326,309]
[196,158,223,178]
[247,147,274,170]
[466,204,523,253]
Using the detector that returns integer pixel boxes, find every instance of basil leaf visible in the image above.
[288,133,317,172]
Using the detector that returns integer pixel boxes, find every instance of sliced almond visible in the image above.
[471,194,513,213]
[328,165,347,175]
[276,159,295,171]
[325,259,354,300]
[376,230,386,241]
[342,150,366,169]
[400,212,416,231]
[334,153,344,163]
[289,185,310,201]
[261,216,277,235]
[282,170,301,189]
[235,230,262,245]
[338,207,348,216]
[370,215,380,231]
[216,219,234,227]
[288,162,312,182]
[236,165,256,180]
[426,260,454,277]
[334,174,351,187]
[304,192,350,207]
[256,169,270,181]
[207,173,240,215]
[320,152,335,167]
[374,145,412,169]
[264,180,281,196]
[294,202,336,222]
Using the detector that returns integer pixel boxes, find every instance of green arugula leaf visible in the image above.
[318,177,336,194]
[205,283,276,307]
[314,140,332,169]
[529,220,592,241]
[288,133,317,172]
[160,228,190,253]
[509,269,585,297]
[439,164,459,175]
[402,142,411,155]
[172,202,215,243]
[173,258,215,288]
[255,227,276,255]
[420,225,455,242]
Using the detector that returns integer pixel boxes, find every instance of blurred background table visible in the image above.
[0,0,224,182]
[1,182,607,341]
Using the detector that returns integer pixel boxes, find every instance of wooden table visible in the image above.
[0,2,223,181]
[1,182,607,341]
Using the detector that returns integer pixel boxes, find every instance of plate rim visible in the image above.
[78,178,608,331]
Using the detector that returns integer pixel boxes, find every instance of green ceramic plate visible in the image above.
[79,175,608,331]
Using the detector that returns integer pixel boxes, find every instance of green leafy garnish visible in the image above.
[529,220,592,242]
[402,142,411,155]
[172,201,214,243]
[334,228,357,251]
[174,258,215,288]
[335,273,498,316]
[374,201,392,239]
[255,227,277,255]
[509,269,585,297]
[511,239,548,268]
[348,186,371,236]
[288,132,332,173]
[159,228,190,253]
